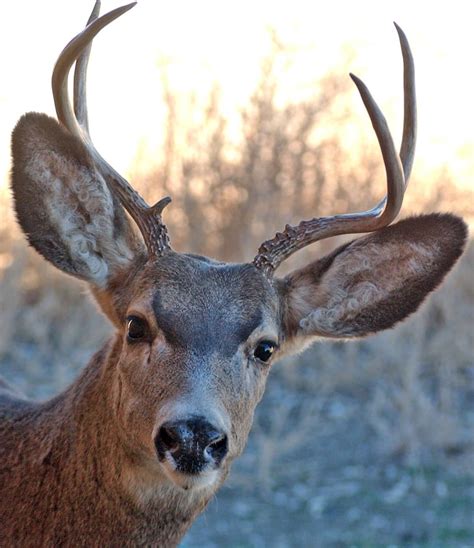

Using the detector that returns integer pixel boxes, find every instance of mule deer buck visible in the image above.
[0,1,467,545]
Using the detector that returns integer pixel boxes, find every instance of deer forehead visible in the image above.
[133,254,280,354]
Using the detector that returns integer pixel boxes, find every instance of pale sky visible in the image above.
[0,1,473,195]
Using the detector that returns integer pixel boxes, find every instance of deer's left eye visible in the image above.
[253,341,277,363]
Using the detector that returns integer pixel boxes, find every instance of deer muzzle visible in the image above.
[154,416,228,476]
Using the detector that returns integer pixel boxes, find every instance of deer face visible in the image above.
[10,4,467,495]
[108,254,280,490]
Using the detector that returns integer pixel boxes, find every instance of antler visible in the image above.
[52,1,172,258]
[253,23,416,276]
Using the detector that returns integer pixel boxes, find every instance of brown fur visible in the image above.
[1,83,468,547]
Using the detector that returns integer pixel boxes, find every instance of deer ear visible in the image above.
[11,112,144,286]
[281,214,467,342]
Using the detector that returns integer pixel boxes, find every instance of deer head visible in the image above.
[10,2,466,496]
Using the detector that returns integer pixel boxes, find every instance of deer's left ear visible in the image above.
[280,214,467,341]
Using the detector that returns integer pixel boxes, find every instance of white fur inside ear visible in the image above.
[297,240,437,337]
[26,152,134,286]
[299,281,381,336]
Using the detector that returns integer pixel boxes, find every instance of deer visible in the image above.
[0,1,467,546]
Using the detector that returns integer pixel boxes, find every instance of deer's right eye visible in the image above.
[126,316,149,342]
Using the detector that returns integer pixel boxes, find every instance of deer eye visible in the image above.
[253,341,277,363]
[126,316,149,342]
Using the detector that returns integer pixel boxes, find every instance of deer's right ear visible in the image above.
[11,112,144,286]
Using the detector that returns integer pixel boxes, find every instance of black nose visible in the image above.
[155,416,228,474]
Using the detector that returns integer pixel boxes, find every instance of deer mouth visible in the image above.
[158,450,221,491]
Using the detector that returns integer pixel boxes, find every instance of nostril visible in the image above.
[155,423,188,458]
[159,426,180,452]
[206,434,228,464]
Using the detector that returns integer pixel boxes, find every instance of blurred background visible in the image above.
[1,1,473,546]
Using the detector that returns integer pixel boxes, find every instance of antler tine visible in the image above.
[395,22,417,181]
[253,24,416,276]
[73,0,101,133]
[52,2,172,259]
